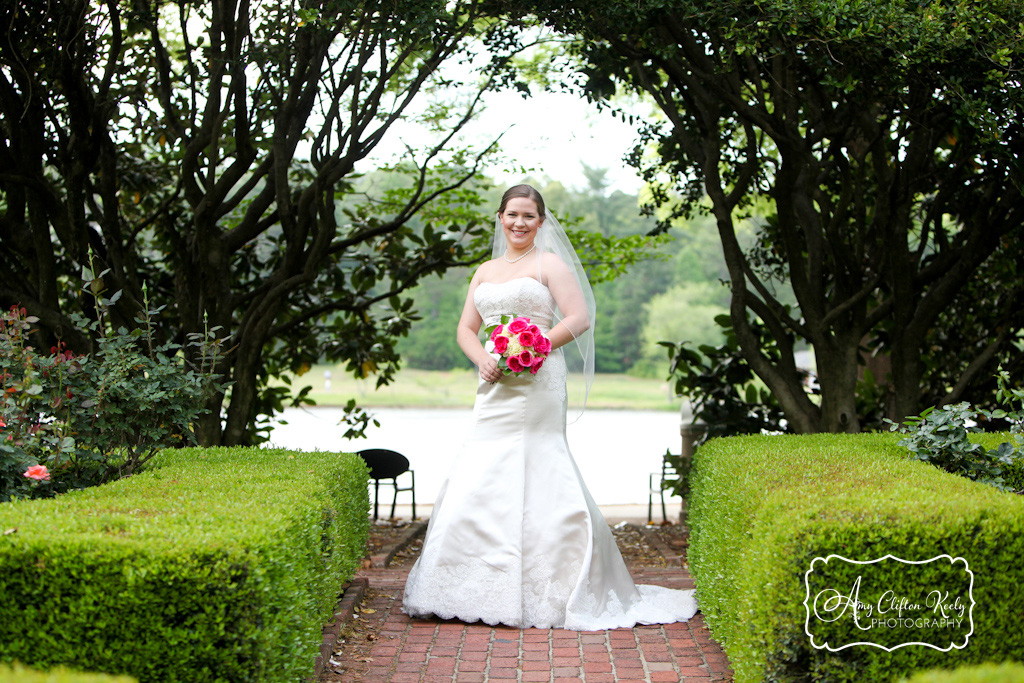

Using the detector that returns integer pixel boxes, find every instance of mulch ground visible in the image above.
[362,518,685,570]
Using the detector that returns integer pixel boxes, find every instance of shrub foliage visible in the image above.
[0,447,369,682]
[1,302,224,502]
[0,663,137,683]
[887,370,1024,492]
[688,433,1024,683]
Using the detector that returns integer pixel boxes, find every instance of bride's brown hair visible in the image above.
[498,184,546,217]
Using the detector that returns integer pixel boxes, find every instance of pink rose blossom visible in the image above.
[489,325,504,341]
[529,360,544,374]
[534,335,552,355]
[507,317,529,334]
[518,350,534,367]
[518,331,535,347]
[527,324,540,335]
[24,465,50,482]
[494,336,509,354]
[506,356,524,373]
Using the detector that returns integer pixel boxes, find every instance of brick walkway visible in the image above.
[320,525,733,683]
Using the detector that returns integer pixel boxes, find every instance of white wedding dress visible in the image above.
[402,277,698,630]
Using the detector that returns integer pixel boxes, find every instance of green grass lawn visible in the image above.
[282,365,682,410]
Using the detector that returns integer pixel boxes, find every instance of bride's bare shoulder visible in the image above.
[540,251,571,275]
[471,259,501,283]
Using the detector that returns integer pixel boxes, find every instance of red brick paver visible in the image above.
[322,529,733,682]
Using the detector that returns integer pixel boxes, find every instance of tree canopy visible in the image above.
[0,0,525,444]
[7,0,1023,441]
[531,0,1024,432]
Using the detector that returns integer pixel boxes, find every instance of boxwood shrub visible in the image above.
[0,663,137,683]
[0,447,369,683]
[902,661,1024,683]
[688,433,1024,683]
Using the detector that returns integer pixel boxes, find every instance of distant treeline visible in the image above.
[396,172,751,377]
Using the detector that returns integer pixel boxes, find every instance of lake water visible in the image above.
[266,406,690,506]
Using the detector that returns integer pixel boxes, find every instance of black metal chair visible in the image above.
[357,448,416,520]
[648,452,673,525]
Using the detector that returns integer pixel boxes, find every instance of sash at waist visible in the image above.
[483,314,554,332]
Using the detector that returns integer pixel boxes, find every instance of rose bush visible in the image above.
[1,302,225,502]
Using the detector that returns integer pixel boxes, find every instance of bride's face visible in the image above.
[499,197,543,252]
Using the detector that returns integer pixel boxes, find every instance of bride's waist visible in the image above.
[483,316,554,333]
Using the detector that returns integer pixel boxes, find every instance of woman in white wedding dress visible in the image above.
[402,185,698,630]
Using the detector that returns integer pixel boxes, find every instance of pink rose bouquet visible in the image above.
[486,315,552,377]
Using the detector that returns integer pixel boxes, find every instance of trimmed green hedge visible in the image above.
[0,447,369,683]
[903,662,1024,683]
[689,433,1024,683]
[0,663,137,683]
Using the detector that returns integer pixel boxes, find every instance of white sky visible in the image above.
[348,25,653,196]
[472,90,646,195]
[362,86,649,196]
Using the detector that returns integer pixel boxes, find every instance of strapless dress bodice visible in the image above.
[474,277,555,331]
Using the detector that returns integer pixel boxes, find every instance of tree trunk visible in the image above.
[814,336,862,433]
[223,343,262,446]
[195,395,225,446]
[221,293,286,446]
[889,344,923,425]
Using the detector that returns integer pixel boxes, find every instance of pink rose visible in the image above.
[518,331,535,347]
[489,324,504,342]
[534,335,552,355]
[527,324,540,335]
[529,359,544,374]
[507,356,524,373]
[507,317,529,334]
[24,465,50,482]
[494,336,509,354]
[517,350,534,367]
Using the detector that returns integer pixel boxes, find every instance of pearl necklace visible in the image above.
[503,244,536,264]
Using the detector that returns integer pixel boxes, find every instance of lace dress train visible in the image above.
[402,277,697,630]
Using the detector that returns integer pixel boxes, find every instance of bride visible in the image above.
[402,184,698,630]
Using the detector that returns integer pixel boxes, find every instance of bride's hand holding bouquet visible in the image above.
[486,315,552,377]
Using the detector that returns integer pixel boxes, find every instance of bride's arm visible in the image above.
[544,254,591,351]
[457,266,502,382]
